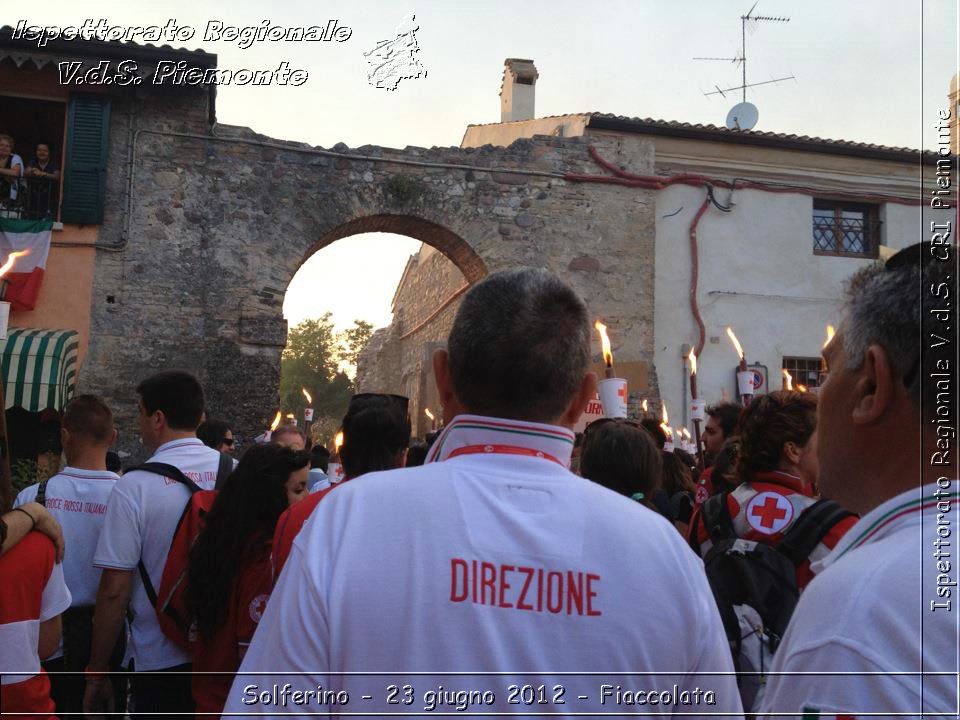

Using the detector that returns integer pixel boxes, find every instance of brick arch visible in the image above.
[308,214,488,284]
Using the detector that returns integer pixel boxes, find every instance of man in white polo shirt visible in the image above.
[84,370,222,718]
[15,394,122,714]
[226,269,742,718]
[759,243,960,718]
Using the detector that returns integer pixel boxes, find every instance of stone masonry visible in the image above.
[80,91,657,456]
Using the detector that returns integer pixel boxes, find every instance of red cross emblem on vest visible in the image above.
[746,491,794,535]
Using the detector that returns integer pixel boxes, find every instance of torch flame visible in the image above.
[725,326,745,361]
[334,431,344,452]
[797,384,808,393]
[301,387,312,404]
[269,411,281,432]
[0,249,30,279]
[641,398,648,413]
[688,348,697,375]
[682,428,692,440]
[285,413,295,420]
[424,408,435,421]
[661,402,669,426]
[594,320,613,367]
[782,368,794,390]
[823,325,835,349]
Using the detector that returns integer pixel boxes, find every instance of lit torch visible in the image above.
[334,431,344,453]
[0,250,29,340]
[727,326,754,403]
[660,403,674,452]
[797,384,808,393]
[782,368,794,391]
[302,387,314,426]
[424,407,436,431]
[688,348,704,470]
[595,320,628,418]
[726,326,747,371]
[285,412,297,427]
[821,325,835,373]
[595,320,614,379]
[641,398,649,415]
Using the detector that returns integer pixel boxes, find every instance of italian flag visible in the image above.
[0,217,52,311]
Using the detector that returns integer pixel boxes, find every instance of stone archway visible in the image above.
[82,122,656,454]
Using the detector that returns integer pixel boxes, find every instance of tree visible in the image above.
[279,316,377,428]
[339,319,374,370]
[280,315,351,423]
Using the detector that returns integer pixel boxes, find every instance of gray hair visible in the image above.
[447,268,591,422]
[840,245,956,415]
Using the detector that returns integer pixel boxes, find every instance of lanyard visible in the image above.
[446,444,564,467]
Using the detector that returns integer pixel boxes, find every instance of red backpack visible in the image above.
[132,454,233,652]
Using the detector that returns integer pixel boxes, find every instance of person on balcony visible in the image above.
[0,133,24,208]
[25,143,61,219]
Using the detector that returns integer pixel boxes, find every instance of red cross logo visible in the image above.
[746,491,794,535]
[617,385,627,401]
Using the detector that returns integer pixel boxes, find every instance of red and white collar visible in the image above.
[816,480,960,572]
[152,437,205,455]
[751,470,812,495]
[58,467,120,481]
[426,414,575,469]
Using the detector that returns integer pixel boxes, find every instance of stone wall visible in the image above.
[356,245,466,436]
[79,103,658,457]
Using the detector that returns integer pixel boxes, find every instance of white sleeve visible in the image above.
[92,481,141,570]
[14,484,39,507]
[223,542,331,717]
[40,559,72,621]
[758,640,920,718]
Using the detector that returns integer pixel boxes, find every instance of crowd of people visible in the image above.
[0,242,955,719]
[0,133,62,219]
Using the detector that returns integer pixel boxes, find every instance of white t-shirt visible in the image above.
[16,468,119,660]
[93,437,222,672]
[225,415,742,718]
[758,480,960,718]
[5,153,23,199]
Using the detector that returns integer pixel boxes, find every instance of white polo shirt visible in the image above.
[93,437,221,672]
[16,467,119,660]
[225,415,742,718]
[758,480,960,718]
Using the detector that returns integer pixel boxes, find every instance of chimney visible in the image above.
[951,73,959,155]
[500,59,538,123]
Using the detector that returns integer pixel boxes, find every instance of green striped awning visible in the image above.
[2,328,79,412]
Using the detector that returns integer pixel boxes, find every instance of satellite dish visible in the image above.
[726,101,758,131]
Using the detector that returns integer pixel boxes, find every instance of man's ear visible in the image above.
[852,344,893,425]
[110,427,118,446]
[558,372,598,429]
[432,348,459,423]
[60,427,70,448]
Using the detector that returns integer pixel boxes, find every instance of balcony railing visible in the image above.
[0,177,61,221]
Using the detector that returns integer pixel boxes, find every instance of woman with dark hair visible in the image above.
[660,450,698,535]
[185,444,310,716]
[688,390,857,589]
[579,419,662,509]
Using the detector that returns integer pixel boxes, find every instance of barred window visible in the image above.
[782,356,823,389]
[812,200,880,258]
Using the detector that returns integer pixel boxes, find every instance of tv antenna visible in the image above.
[694,2,795,127]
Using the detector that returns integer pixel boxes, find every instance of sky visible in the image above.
[14,0,959,332]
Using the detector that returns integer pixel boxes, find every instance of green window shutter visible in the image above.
[61,94,111,225]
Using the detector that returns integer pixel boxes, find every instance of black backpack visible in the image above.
[696,492,855,711]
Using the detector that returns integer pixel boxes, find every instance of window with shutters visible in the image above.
[0,95,66,221]
[0,92,111,224]
[782,356,823,389]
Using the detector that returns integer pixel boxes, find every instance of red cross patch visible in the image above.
[745,491,794,535]
[249,593,270,623]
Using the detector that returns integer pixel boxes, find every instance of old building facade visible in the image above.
[360,60,939,435]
